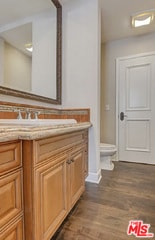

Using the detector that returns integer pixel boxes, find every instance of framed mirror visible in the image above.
[0,0,62,104]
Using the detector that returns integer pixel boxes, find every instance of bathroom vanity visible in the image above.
[0,121,90,240]
[0,140,23,239]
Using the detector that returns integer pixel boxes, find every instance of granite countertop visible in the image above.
[0,122,92,142]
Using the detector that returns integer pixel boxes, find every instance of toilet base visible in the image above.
[100,156,114,171]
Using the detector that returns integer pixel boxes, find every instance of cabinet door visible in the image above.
[84,143,88,178]
[0,170,23,229]
[33,155,68,240]
[69,150,85,209]
[0,217,23,240]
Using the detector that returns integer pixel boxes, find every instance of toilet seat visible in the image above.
[100,143,117,170]
[100,143,117,152]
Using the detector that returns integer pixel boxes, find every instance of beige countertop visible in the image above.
[0,122,92,142]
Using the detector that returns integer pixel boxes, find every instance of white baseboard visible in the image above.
[85,169,102,184]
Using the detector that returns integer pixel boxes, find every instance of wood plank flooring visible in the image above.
[52,162,155,240]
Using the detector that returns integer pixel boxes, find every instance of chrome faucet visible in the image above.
[25,110,31,119]
[34,111,40,119]
[14,109,22,119]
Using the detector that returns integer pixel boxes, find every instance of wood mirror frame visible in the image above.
[0,0,62,105]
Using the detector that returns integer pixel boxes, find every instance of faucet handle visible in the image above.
[14,109,22,119]
[25,109,31,119]
[34,111,40,119]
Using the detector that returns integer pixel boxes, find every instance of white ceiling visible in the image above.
[0,0,155,47]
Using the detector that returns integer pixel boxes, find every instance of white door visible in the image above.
[117,52,155,164]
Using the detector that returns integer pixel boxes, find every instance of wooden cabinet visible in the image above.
[23,130,88,240]
[0,218,24,240]
[0,141,21,175]
[84,135,88,178]
[0,141,24,240]
[68,149,85,210]
[34,154,68,240]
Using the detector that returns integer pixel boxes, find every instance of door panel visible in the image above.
[118,53,155,164]
[126,119,150,151]
[126,63,151,110]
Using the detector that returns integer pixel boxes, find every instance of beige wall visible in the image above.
[62,0,101,182]
[4,42,31,92]
[101,32,155,144]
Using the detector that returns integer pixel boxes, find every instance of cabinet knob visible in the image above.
[71,159,74,163]
[67,160,71,164]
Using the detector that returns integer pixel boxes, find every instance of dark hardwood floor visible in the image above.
[52,161,155,240]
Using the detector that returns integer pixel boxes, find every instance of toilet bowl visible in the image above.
[100,143,117,170]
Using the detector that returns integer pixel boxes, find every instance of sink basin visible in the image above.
[0,119,77,127]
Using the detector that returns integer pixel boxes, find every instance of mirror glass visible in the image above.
[0,23,32,93]
[0,0,62,104]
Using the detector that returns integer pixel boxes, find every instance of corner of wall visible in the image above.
[85,168,102,184]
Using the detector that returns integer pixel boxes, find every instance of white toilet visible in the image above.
[100,143,117,170]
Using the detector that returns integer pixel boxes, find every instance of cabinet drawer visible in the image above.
[34,131,86,164]
[0,217,23,240]
[0,141,21,175]
[0,170,23,229]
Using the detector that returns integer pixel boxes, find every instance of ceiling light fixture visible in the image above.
[25,43,33,52]
[131,12,154,28]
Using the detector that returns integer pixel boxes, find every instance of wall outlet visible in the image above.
[105,104,110,111]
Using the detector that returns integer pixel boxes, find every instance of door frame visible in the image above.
[116,51,155,161]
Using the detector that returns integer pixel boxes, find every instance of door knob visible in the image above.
[120,112,127,121]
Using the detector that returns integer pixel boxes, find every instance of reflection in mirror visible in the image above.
[32,7,57,99]
[0,23,32,92]
[0,0,62,104]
